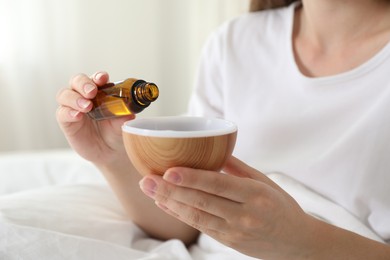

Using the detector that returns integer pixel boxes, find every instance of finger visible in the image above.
[91,71,109,86]
[69,73,98,99]
[56,105,84,124]
[224,156,284,191]
[56,88,93,113]
[140,175,232,232]
[223,156,255,178]
[155,194,232,246]
[155,200,229,236]
[142,174,241,218]
[97,114,136,138]
[162,167,253,203]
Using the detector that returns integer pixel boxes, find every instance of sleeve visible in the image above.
[187,26,226,118]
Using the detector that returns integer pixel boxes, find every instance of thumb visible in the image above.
[223,156,254,178]
[223,156,283,191]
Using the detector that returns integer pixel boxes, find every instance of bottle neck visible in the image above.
[132,80,159,106]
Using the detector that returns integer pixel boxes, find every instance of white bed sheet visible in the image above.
[0,150,384,259]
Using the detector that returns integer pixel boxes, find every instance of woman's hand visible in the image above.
[56,72,134,166]
[56,72,201,244]
[139,156,313,259]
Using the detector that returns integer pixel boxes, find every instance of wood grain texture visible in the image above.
[123,132,237,176]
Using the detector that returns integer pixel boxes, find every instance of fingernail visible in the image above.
[155,201,168,211]
[84,84,95,94]
[163,170,182,184]
[77,98,91,109]
[139,178,157,197]
[94,72,105,81]
[69,110,80,118]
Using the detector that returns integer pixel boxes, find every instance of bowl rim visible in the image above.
[122,116,237,138]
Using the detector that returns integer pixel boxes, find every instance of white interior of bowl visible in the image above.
[122,116,237,138]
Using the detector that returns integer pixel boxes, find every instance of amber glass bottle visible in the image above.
[88,78,159,120]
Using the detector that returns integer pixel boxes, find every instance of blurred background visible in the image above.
[0,0,249,152]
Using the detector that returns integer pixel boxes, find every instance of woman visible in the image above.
[56,0,390,258]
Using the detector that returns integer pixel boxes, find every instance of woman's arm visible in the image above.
[303,215,390,260]
[97,159,199,245]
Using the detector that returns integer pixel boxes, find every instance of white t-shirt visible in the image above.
[188,3,390,242]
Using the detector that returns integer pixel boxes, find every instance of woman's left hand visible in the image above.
[139,156,313,259]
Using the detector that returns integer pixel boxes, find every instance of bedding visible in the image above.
[0,149,384,259]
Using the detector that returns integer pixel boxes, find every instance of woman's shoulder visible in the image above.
[215,5,294,40]
[199,4,295,63]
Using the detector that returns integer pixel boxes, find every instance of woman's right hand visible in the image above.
[56,72,135,167]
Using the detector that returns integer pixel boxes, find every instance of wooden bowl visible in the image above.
[122,116,237,176]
